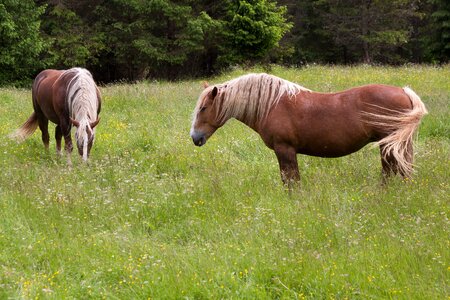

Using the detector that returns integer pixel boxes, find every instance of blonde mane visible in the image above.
[196,73,310,127]
[64,68,99,159]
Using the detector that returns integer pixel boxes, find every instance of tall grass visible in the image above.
[0,65,448,299]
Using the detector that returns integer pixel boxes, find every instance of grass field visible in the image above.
[0,65,448,299]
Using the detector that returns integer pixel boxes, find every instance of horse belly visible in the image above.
[294,121,371,158]
[297,139,369,158]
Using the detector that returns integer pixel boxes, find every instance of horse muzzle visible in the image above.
[190,130,207,147]
[192,135,207,147]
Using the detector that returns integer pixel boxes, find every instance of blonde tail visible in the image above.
[10,112,39,142]
[372,87,428,176]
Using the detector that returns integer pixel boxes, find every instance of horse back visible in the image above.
[261,84,413,157]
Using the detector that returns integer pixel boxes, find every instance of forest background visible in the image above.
[0,0,449,85]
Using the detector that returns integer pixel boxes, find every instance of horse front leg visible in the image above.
[60,121,73,165]
[274,145,300,186]
[64,133,73,166]
[55,125,62,156]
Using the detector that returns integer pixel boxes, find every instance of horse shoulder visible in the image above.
[260,94,308,149]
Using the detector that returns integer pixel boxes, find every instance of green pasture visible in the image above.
[0,65,448,299]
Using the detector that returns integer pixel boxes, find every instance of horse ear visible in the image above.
[70,118,80,127]
[203,81,209,88]
[90,118,100,129]
[211,86,218,99]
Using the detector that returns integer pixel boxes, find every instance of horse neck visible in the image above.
[214,90,258,129]
[215,74,306,130]
[67,71,98,122]
[215,89,278,130]
[220,103,260,131]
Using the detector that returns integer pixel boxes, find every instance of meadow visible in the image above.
[0,65,448,299]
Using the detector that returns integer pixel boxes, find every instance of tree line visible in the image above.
[0,0,448,85]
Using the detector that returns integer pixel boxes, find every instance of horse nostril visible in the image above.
[199,136,206,146]
[192,135,206,147]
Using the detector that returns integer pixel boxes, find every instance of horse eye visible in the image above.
[200,106,207,112]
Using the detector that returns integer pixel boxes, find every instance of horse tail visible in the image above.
[10,112,39,142]
[371,87,428,176]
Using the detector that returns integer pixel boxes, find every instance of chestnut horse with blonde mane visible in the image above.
[190,73,427,185]
[12,68,101,163]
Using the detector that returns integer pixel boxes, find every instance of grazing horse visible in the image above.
[12,68,101,162]
[190,73,428,185]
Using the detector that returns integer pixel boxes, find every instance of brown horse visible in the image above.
[190,73,428,184]
[12,68,101,163]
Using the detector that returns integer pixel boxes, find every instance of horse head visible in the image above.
[71,118,100,161]
[190,85,225,146]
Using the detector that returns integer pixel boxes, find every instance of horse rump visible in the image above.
[364,87,428,176]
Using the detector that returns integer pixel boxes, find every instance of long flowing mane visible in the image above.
[64,68,98,123]
[197,73,310,126]
[62,68,99,158]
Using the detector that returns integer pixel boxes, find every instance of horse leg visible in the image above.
[274,145,300,186]
[380,145,398,183]
[64,133,73,166]
[37,116,50,150]
[55,125,62,156]
[380,140,414,182]
[399,140,413,179]
[60,121,73,165]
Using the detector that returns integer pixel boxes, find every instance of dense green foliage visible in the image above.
[281,0,450,65]
[0,66,448,298]
[92,0,219,80]
[223,0,291,63]
[0,0,449,85]
[0,0,46,85]
[426,0,450,62]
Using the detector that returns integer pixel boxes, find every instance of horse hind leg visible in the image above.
[379,140,413,183]
[37,116,50,150]
[380,145,397,183]
[399,140,413,178]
